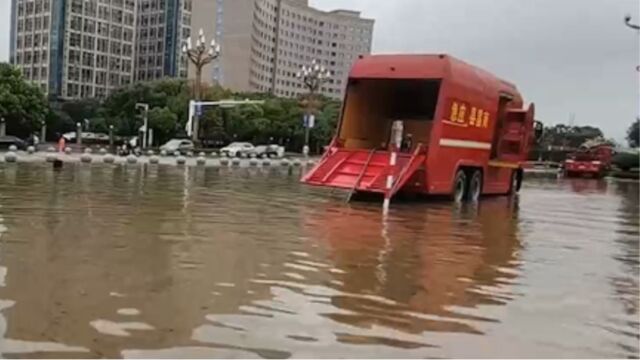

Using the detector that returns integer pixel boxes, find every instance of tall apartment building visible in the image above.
[135,0,192,81]
[10,0,137,99]
[9,0,191,100]
[191,0,374,99]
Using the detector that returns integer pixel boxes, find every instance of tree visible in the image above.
[148,107,178,145]
[59,98,101,125]
[627,118,639,148]
[313,97,341,150]
[540,124,604,149]
[0,63,49,137]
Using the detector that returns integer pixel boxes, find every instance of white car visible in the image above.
[160,139,195,154]
[220,142,255,157]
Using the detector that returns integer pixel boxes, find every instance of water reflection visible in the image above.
[608,180,639,356]
[0,163,636,358]
[303,198,522,338]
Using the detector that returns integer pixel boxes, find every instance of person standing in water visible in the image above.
[401,133,413,153]
[57,134,66,152]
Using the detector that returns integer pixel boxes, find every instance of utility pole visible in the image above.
[296,59,331,157]
[624,15,640,130]
[183,29,221,143]
[136,103,149,148]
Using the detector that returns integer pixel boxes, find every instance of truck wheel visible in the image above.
[467,170,483,202]
[452,170,467,203]
[508,170,522,195]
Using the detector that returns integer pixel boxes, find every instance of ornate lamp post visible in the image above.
[624,14,640,30]
[297,59,331,156]
[182,29,221,142]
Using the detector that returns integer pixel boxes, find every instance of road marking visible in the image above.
[439,138,492,150]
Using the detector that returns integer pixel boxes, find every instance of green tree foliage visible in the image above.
[60,98,101,124]
[0,63,49,137]
[627,118,639,148]
[540,124,604,149]
[3,72,342,151]
[148,107,178,144]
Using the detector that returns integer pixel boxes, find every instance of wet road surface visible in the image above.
[0,163,637,358]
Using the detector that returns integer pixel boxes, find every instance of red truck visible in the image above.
[564,143,613,178]
[303,54,542,204]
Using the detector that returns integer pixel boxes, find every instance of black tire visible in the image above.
[467,170,483,202]
[452,169,467,203]
[508,170,522,195]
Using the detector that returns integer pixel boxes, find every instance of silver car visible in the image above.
[160,139,195,154]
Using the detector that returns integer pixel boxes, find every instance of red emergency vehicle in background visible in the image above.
[302,54,542,203]
[564,142,613,178]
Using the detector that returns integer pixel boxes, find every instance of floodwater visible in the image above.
[0,163,637,358]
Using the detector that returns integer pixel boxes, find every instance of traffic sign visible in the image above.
[303,114,315,129]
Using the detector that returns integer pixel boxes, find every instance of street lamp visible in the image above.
[624,14,640,30]
[296,59,331,156]
[182,28,221,142]
[135,103,149,148]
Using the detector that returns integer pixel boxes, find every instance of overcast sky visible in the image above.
[1,0,638,141]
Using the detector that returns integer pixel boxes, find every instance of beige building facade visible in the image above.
[191,0,374,99]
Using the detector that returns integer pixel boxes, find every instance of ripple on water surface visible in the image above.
[0,163,636,358]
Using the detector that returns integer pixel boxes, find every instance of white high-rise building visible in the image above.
[191,0,375,99]
[10,0,137,99]
[135,0,192,81]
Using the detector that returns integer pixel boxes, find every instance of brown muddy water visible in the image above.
[0,163,637,358]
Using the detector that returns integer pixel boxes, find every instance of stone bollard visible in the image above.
[160,149,167,157]
[103,154,115,164]
[84,148,93,154]
[147,150,155,156]
[262,159,271,167]
[231,158,241,166]
[8,145,17,152]
[27,146,35,154]
[48,146,56,153]
[176,156,186,165]
[197,156,206,166]
[99,148,108,155]
[64,147,72,155]
[149,155,160,164]
[307,160,316,167]
[293,159,302,167]
[249,153,257,159]
[126,155,137,164]
[249,158,259,167]
[210,152,218,158]
[280,159,291,167]
[173,151,181,157]
[220,158,229,166]
[81,154,92,163]
[187,151,194,157]
[46,153,57,162]
[4,152,17,163]
[199,152,206,157]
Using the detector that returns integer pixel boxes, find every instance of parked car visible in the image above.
[160,139,195,154]
[62,132,76,141]
[220,142,255,157]
[0,136,27,150]
[253,145,280,158]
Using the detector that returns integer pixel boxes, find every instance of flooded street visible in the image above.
[0,163,637,358]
